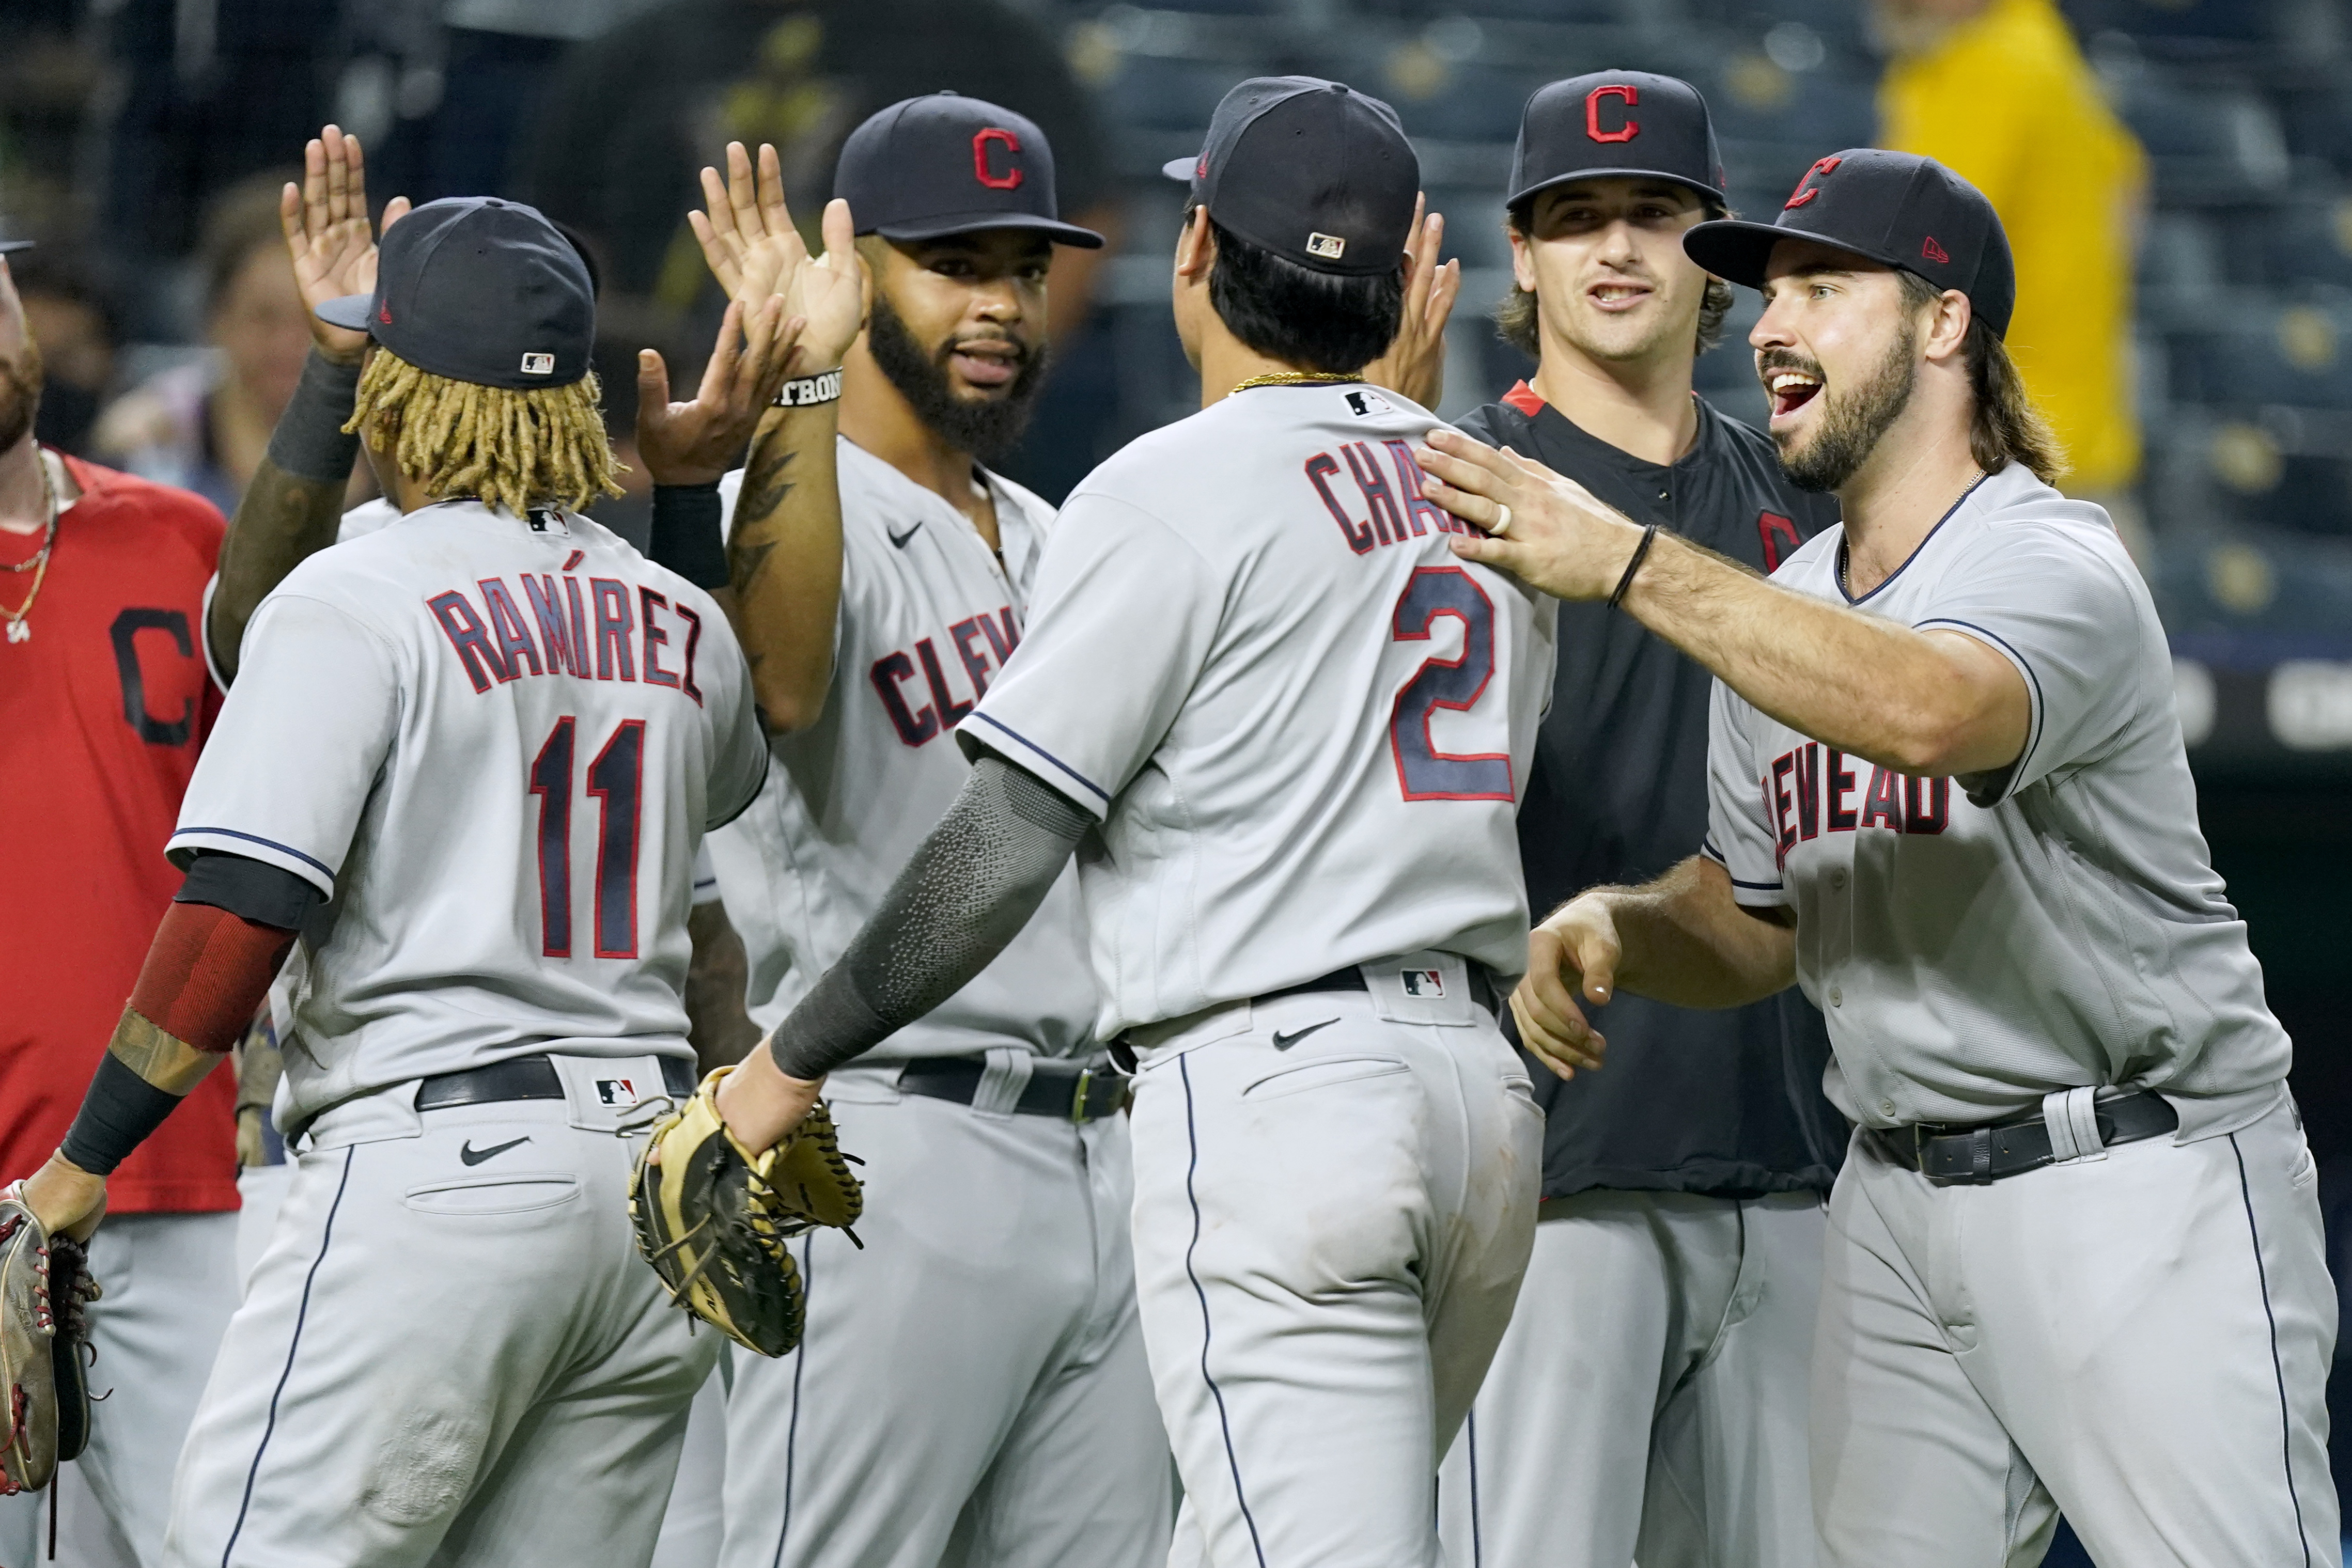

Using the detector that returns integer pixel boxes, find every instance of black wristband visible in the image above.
[59,1052,185,1177]
[1608,523,1660,610]
[262,349,364,484]
[649,481,729,590]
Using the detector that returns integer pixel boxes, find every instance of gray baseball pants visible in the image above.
[1814,1093,2338,1566]
[1438,1189,1826,1568]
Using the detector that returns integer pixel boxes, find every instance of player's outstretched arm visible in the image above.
[714,753,1088,1151]
[207,126,411,680]
[1415,428,2029,780]
[1515,855,1796,1082]
[668,145,867,729]
[18,854,314,1235]
[1362,194,1460,411]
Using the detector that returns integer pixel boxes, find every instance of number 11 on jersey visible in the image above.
[529,715,645,958]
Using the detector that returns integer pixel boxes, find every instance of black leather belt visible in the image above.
[896,1057,1128,1123]
[1877,1089,2179,1185]
[414,1053,696,1111]
[1259,960,1500,1017]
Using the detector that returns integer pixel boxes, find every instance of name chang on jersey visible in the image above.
[1306,438,1472,555]
[424,550,708,704]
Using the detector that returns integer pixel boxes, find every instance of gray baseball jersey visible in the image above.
[1704,462,2289,1136]
[963,383,1556,1038]
[703,436,1096,1059]
[174,499,767,1126]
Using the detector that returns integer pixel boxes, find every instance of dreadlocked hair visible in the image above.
[344,348,624,517]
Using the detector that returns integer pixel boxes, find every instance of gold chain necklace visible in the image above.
[1228,371,1364,395]
[4,451,60,644]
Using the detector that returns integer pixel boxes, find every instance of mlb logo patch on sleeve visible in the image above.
[1400,968,1445,998]
[596,1078,640,1106]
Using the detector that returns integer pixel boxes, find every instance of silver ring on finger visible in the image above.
[1489,502,1513,538]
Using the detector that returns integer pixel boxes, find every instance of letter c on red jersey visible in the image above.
[1585,84,1639,144]
[973,128,1023,191]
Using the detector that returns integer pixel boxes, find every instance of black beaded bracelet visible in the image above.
[1608,523,1660,610]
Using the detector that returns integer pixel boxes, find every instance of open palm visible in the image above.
[282,124,411,366]
[691,142,866,373]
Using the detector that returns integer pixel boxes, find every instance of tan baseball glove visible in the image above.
[627,1065,862,1357]
[1,1182,101,1495]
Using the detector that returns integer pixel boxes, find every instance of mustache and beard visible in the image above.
[863,290,1049,463]
[1763,318,1917,493]
[0,336,44,455]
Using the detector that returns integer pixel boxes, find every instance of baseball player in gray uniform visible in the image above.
[700,77,1552,1568]
[641,100,1175,1568]
[16,195,783,1567]
[1414,148,2336,1567]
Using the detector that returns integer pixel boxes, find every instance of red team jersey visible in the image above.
[0,452,235,1212]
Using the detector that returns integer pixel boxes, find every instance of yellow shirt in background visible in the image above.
[1880,0,2147,491]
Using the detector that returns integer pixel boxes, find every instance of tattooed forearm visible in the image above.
[735,445,798,534]
[207,460,349,680]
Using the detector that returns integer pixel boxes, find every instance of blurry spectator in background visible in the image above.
[9,250,121,457]
[94,173,365,515]
[521,0,1118,358]
[1875,0,2148,527]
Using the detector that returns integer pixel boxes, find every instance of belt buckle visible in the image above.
[1069,1067,1094,1125]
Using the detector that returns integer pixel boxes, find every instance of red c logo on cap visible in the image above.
[973,128,1023,191]
[1585,84,1639,144]
[1784,155,1842,209]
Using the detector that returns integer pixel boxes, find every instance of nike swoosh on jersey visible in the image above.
[1270,1018,1341,1050]
[887,521,923,549]
[459,1136,532,1166]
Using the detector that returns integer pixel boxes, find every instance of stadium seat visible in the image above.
[2283,84,2352,173]
[2262,200,2352,291]
[2173,307,2352,411]
[1704,58,1877,155]
[2114,76,2290,193]
[2061,0,2283,52]
[1381,60,1548,144]
[1097,55,1254,132]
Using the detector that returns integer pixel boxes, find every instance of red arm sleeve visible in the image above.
[128,901,297,1056]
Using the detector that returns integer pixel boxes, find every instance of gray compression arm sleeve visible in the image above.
[766,755,1090,1080]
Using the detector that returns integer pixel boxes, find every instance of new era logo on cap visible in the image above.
[520,352,555,375]
[1921,235,1950,264]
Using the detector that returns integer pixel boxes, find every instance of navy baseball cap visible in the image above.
[316,196,594,388]
[1508,71,1726,210]
[1161,77,1420,278]
[1683,149,2016,338]
[838,93,1103,249]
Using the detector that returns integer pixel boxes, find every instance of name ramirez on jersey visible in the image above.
[964,384,1555,1041]
[172,501,768,1126]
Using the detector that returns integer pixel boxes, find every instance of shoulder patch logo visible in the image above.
[1305,232,1347,260]
[1344,389,1395,418]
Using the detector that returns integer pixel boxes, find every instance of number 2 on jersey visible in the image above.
[529,716,645,958]
[1389,566,1512,802]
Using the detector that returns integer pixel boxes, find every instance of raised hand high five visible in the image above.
[689,142,866,375]
[282,124,411,367]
